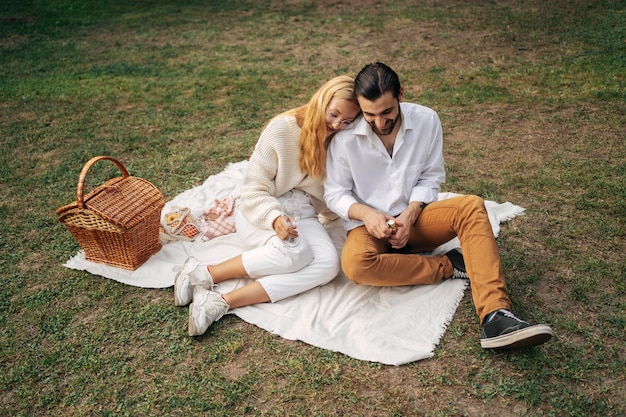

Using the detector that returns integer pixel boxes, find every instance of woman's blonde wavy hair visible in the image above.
[281,75,357,180]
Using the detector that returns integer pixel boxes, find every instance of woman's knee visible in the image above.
[278,240,314,271]
[305,240,340,284]
[320,252,341,283]
[244,237,313,277]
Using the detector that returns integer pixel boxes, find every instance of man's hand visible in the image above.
[348,201,426,246]
[348,203,394,239]
[388,201,426,248]
[388,218,409,248]
[389,201,425,249]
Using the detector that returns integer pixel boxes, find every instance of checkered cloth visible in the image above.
[200,196,236,241]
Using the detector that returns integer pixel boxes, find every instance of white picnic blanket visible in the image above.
[64,160,525,365]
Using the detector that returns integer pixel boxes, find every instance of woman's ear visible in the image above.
[398,87,405,102]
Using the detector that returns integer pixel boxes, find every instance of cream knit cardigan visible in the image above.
[238,115,331,231]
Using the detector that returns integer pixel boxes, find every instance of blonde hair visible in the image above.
[282,75,356,180]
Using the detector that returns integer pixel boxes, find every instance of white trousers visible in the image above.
[235,190,340,302]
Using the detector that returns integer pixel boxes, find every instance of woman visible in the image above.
[175,76,361,336]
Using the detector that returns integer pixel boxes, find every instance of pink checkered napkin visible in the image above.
[201,196,236,240]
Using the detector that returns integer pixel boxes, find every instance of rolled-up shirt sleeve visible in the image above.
[408,114,445,204]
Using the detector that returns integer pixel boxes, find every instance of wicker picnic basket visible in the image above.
[56,156,165,270]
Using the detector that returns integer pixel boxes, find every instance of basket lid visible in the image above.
[56,156,164,230]
[82,175,164,229]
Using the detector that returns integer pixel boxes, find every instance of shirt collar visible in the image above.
[399,102,413,131]
[353,115,369,136]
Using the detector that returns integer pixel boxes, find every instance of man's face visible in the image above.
[357,91,402,136]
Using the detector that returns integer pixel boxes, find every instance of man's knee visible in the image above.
[461,194,486,211]
[341,251,377,285]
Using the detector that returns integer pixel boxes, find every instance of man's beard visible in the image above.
[369,107,401,136]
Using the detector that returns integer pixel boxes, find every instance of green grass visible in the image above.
[2,0,625,416]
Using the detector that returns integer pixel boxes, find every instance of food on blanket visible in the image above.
[162,199,236,243]
[198,196,237,241]
[166,212,181,225]
[173,215,199,238]
[180,223,199,238]
[204,212,220,221]
[163,207,200,240]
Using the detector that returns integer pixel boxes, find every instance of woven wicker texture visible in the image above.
[56,156,165,270]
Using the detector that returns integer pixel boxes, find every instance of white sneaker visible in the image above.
[174,257,215,307]
[188,287,230,336]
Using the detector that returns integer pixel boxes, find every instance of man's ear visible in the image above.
[398,87,405,102]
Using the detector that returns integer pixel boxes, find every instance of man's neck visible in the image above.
[378,114,402,157]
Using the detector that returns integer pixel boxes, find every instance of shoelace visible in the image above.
[453,268,469,279]
[488,309,527,324]
[498,309,520,320]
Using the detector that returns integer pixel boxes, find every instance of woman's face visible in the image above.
[325,98,361,137]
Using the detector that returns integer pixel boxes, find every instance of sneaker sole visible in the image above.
[174,258,200,307]
[481,324,553,349]
[174,275,192,307]
[188,304,207,337]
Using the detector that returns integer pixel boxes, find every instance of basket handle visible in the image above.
[76,156,130,209]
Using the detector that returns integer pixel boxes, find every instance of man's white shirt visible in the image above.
[324,102,446,231]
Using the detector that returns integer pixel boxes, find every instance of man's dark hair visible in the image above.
[354,62,402,101]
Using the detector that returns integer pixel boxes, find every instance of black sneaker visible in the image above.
[481,310,553,349]
[445,249,469,279]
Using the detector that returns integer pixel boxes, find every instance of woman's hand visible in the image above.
[272,215,298,241]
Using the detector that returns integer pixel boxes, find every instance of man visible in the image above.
[324,62,553,349]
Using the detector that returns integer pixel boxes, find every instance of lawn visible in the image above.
[1,0,624,416]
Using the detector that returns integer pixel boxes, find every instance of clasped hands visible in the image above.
[361,201,425,249]
[362,209,410,249]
